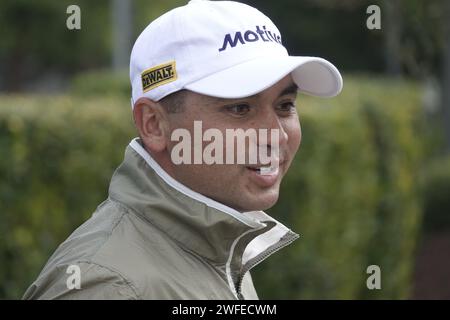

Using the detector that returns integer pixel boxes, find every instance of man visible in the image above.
[23,0,342,299]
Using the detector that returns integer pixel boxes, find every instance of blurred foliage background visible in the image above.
[1,0,450,299]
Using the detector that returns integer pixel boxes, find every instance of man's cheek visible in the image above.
[290,123,302,153]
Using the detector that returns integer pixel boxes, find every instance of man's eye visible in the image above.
[226,104,251,116]
[277,101,296,114]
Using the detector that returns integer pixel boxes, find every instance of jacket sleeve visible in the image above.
[22,262,139,300]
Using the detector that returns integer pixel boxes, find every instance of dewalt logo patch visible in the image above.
[141,61,177,92]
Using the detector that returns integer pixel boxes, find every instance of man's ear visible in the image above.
[133,98,169,153]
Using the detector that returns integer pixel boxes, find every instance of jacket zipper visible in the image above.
[235,232,299,299]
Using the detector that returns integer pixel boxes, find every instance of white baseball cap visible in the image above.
[130,0,343,106]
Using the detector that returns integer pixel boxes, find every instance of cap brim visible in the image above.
[184,55,343,99]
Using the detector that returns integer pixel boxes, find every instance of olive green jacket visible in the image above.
[23,138,298,300]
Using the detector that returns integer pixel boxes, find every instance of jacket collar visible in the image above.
[108,138,299,296]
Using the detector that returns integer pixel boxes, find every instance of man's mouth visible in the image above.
[246,156,286,175]
[247,165,279,175]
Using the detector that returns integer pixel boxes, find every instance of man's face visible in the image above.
[164,75,302,212]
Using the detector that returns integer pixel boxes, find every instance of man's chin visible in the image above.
[234,192,280,212]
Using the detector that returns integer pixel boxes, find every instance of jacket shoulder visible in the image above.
[23,261,139,300]
[23,199,140,299]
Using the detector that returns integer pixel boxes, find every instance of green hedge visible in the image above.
[0,75,424,299]
[71,70,131,98]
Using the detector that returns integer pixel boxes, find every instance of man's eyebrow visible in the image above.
[278,83,298,98]
[204,83,299,107]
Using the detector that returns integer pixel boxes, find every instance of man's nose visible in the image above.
[257,108,288,149]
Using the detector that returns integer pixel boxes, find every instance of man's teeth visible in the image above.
[258,166,278,175]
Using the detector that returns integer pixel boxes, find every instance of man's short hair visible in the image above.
[160,90,187,113]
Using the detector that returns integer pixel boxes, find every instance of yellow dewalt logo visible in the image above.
[141,61,177,92]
